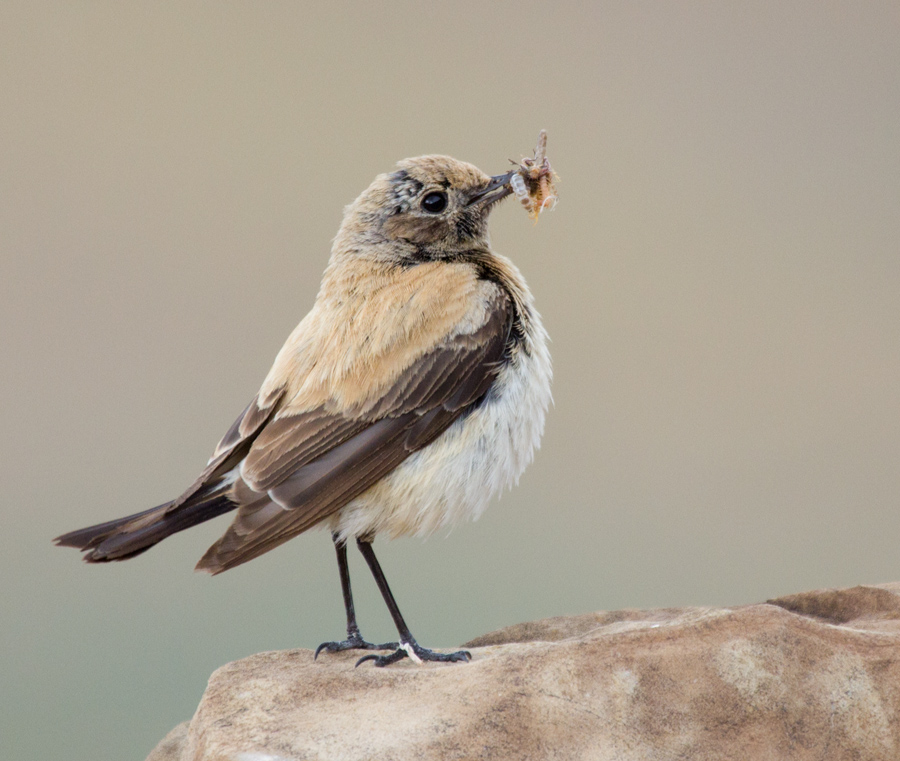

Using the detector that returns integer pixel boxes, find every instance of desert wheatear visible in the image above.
[56,151,553,666]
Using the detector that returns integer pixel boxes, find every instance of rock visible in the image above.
[145,722,190,761]
[149,583,900,760]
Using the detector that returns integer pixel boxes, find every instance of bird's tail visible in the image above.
[54,488,237,562]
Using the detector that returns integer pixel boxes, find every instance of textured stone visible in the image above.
[146,722,190,761]
[148,583,900,760]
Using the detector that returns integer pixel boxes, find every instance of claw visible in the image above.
[314,635,398,660]
[355,640,471,668]
[356,649,407,668]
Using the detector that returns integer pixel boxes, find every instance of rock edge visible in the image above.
[149,583,900,761]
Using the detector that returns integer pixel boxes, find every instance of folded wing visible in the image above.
[196,288,512,573]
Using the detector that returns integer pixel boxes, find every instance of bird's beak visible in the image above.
[467,171,515,208]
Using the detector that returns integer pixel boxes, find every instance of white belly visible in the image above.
[328,316,552,541]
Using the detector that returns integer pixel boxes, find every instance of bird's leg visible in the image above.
[354,538,471,667]
[314,534,397,659]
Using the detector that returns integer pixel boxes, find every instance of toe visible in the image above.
[355,649,407,668]
[314,637,398,660]
[355,643,472,667]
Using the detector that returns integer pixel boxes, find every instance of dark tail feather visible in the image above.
[54,491,237,563]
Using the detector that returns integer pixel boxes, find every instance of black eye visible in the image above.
[421,191,448,213]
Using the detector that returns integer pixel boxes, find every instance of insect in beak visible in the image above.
[467,171,516,208]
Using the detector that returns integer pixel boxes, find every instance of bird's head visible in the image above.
[336,155,514,261]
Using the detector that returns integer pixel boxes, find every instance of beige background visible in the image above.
[2,2,899,759]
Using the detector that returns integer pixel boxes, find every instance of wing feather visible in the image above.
[165,387,286,513]
[197,288,512,573]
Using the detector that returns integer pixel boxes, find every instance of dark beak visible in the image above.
[467,170,515,208]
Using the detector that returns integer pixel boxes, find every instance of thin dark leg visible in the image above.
[314,534,397,659]
[354,538,471,667]
[335,537,362,638]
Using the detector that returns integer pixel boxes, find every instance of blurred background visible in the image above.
[2,2,899,758]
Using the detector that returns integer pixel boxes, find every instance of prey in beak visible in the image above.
[467,170,516,208]
[467,130,559,222]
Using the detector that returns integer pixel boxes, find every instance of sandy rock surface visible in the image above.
[148,583,900,760]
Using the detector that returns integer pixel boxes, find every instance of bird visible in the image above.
[55,152,553,666]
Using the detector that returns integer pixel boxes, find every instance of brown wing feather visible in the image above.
[164,387,286,513]
[239,412,370,491]
[196,290,512,573]
[53,387,287,562]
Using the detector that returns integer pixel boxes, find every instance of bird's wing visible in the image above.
[163,386,287,513]
[196,287,512,573]
[52,385,289,563]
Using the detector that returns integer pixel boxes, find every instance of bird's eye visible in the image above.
[421,191,448,214]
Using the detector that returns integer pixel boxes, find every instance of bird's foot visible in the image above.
[314,633,398,660]
[355,639,471,668]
